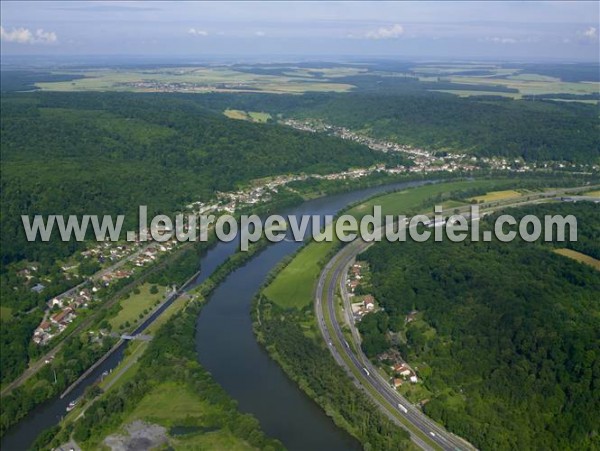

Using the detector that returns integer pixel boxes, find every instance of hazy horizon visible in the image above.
[1,1,599,63]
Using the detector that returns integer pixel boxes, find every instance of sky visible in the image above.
[1,1,599,62]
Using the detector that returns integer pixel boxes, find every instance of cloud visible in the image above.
[582,26,597,40]
[488,37,517,44]
[0,25,57,44]
[365,24,404,40]
[254,31,266,37]
[188,27,208,36]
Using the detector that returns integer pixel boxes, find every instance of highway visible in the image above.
[313,190,594,450]
[316,240,475,451]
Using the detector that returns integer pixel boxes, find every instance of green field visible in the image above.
[265,179,511,309]
[224,109,272,123]
[414,63,599,101]
[35,67,355,94]
[109,283,166,331]
[348,179,509,219]
[115,382,254,450]
[263,236,334,309]
[447,75,599,96]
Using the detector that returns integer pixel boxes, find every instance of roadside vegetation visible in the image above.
[257,181,598,450]
[357,202,600,449]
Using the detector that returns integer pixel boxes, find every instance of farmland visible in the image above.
[28,62,599,104]
[224,109,272,123]
[554,248,600,271]
[468,189,523,203]
[34,66,355,94]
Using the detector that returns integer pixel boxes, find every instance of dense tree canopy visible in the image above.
[360,202,600,450]
[1,91,393,266]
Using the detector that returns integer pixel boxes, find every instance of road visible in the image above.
[314,190,596,450]
[316,241,473,451]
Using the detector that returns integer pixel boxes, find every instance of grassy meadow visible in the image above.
[109,283,166,331]
[264,179,512,309]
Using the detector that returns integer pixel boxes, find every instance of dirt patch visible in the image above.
[104,420,168,451]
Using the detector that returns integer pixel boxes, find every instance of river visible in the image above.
[2,179,429,450]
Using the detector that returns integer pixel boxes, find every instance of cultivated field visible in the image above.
[414,63,599,102]
[35,67,355,94]
[468,189,522,203]
[554,248,600,271]
[224,109,272,123]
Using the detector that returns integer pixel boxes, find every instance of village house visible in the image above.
[50,307,74,325]
[348,279,360,293]
[31,283,45,294]
[35,321,51,335]
[363,295,375,311]
[406,310,418,323]
[392,363,413,377]
[391,362,419,383]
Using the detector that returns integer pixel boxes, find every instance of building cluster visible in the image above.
[118,81,255,93]
[282,118,483,174]
[100,269,133,284]
[378,349,419,388]
[215,185,279,213]
[132,241,175,268]
[347,262,380,321]
[33,288,95,345]
[281,118,600,175]
[390,362,419,387]
[82,242,139,265]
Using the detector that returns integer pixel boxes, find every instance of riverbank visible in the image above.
[6,173,595,449]
[31,237,279,450]
[252,177,595,450]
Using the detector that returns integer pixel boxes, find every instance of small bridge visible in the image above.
[109,332,153,341]
[121,333,153,341]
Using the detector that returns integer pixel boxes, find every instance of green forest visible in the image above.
[1,91,398,267]
[159,78,600,164]
[358,202,600,449]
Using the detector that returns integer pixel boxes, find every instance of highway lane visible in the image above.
[315,189,594,450]
[316,242,473,451]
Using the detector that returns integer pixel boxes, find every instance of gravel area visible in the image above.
[104,420,168,451]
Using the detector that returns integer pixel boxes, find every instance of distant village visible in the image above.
[30,236,178,346]
[281,118,597,174]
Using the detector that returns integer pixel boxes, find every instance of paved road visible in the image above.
[317,242,473,451]
[313,190,596,450]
